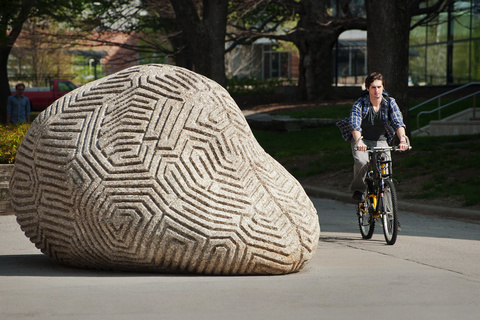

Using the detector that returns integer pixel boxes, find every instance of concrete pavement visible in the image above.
[2,196,480,320]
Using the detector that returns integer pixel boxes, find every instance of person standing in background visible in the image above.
[7,83,31,124]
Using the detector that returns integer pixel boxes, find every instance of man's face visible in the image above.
[16,86,25,95]
[367,79,383,100]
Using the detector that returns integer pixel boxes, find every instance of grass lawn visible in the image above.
[252,103,480,208]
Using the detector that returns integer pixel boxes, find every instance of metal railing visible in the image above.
[410,83,480,133]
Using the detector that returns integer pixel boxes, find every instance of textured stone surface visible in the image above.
[10,64,320,274]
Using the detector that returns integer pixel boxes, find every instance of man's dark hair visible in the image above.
[365,72,385,89]
[15,83,25,90]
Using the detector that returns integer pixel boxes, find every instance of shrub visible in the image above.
[0,123,30,164]
[226,77,291,96]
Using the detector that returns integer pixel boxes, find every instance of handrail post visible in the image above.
[412,83,480,135]
[473,94,477,120]
[438,97,441,120]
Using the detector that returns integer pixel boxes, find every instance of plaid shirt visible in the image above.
[336,93,406,144]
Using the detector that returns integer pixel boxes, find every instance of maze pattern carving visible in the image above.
[10,64,320,274]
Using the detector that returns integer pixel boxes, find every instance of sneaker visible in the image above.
[352,191,363,203]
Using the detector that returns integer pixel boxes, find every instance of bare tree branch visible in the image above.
[409,0,454,29]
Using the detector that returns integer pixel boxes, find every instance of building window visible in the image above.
[262,45,291,79]
[409,0,480,85]
[333,39,367,85]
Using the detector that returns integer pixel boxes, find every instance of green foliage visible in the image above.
[252,126,352,178]
[0,123,30,164]
[227,77,292,96]
[275,104,352,119]
[228,1,297,29]
[71,54,105,85]
[68,0,135,32]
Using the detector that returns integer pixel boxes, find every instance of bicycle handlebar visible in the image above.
[354,145,412,152]
[366,146,412,152]
[355,135,412,152]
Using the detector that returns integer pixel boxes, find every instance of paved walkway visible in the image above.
[1,197,479,320]
[303,185,480,224]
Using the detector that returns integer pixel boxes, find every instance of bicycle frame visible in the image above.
[359,147,394,218]
[356,145,409,245]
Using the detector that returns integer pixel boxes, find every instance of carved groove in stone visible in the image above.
[10,64,320,274]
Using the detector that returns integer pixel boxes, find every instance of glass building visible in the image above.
[334,0,480,86]
[410,0,480,85]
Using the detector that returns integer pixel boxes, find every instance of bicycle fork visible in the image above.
[376,180,385,219]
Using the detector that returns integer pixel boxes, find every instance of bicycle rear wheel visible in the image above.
[381,179,398,245]
[358,193,375,239]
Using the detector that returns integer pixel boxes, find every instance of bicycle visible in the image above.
[356,144,411,245]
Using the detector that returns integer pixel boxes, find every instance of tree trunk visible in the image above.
[292,0,366,101]
[295,31,339,101]
[168,33,194,70]
[366,0,411,136]
[0,30,18,124]
[170,0,227,87]
[0,0,34,123]
[0,48,11,123]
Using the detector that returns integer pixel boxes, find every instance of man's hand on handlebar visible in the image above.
[398,134,410,151]
[355,138,367,152]
[398,140,409,151]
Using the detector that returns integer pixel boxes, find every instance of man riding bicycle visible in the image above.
[337,72,409,203]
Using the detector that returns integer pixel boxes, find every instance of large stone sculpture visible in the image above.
[10,64,320,274]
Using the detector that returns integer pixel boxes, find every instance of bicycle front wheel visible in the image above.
[380,179,398,245]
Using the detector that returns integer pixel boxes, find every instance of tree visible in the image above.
[76,0,181,68]
[70,0,225,83]
[0,0,87,123]
[9,19,74,86]
[139,1,193,69]
[168,0,229,87]
[366,0,453,136]
[227,0,367,101]
[0,1,35,123]
[292,0,366,100]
